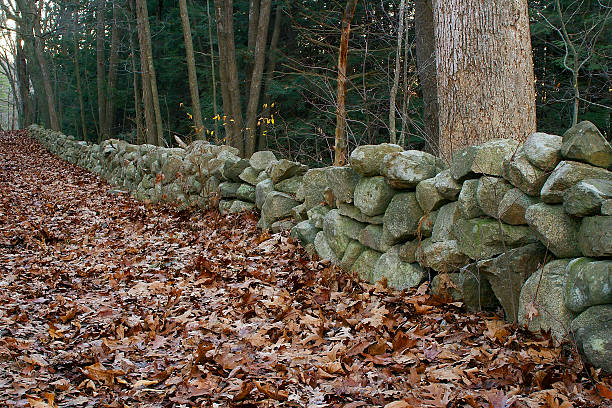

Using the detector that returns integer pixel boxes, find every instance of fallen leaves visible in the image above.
[0,131,610,407]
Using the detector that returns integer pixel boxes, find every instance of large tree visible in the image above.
[433,0,536,162]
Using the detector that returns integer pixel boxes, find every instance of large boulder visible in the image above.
[249,150,277,171]
[307,204,331,229]
[430,270,498,312]
[525,203,581,258]
[432,202,462,242]
[223,158,250,182]
[523,132,563,171]
[380,150,445,189]
[561,121,612,168]
[326,166,360,204]
[314,231,340,263]
[540,161,612,204]
[340,240,365,270]
[351,248,382,282]
[372,247,426,290]
[433,169,462,200]
[227,200,256,214]
[161,155,185,184]
[570,305,612,373]
[359,224,392,253]
[219,182,241,198]
[563,179,612,217]
[476,176,513,219]
[290,220,319,245]
[275,176,303,196]
[578,216,612,257]
[382,193,424,243]
[266,159,308,183]
[415,239,469,273]
[453,218,538,260]
[478,243,548,322]
[255,179,274,209]
[354,176,396,216]
[416,178,447,213]
[261,192,300,226]
[323,209,365,242]
[564,258,612,314]
[457,179,484,219]
[349,143,403,176]
[238,166,261,185]
[451,139,520,180]
[302,168,329,210]
[518,259,575,345]
[236,184,256,202]
[497,188,538,225]
[337,203,384,224]
[503,149,547,196]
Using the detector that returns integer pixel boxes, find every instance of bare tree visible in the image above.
[179,0,204,138]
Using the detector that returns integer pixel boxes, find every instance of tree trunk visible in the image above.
[214,0,234,144]
[179,0,204,137]
[96,0,106,142]
[104,1,120,138]
[128,17,144,144]
[31,3,60,131]
[245,0,260,101]
[73,36,87,141]
[244,0,272,157]
[16,38,33,128]
[389,0,406,144]
[334,0,358,166]
[433,0,536,162]
[415,0,439,155]
[207,0,219,141]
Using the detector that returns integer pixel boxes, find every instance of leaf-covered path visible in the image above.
[1,131,610,407]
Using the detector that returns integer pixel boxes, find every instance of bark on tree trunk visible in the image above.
[73,37,87,141]
[96,0,106,142]
[244,0,272,157]
[214,0,234,144]
[415,0,439,155]
[104,1,120,138]
[389,0,406,144]
[433,0,536,162]
[179,0,204,137]
[334,0,358,167]
[16,38,33,128]
[135,0,157,144]
[128,17,144,144]
[207,0,219,141]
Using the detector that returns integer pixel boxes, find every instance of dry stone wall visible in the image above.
[28,122,612,373]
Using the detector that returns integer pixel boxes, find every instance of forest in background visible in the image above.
[0,0,610,166]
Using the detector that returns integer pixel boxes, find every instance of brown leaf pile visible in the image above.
[1,131,611,407]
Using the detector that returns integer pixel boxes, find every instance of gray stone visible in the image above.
[238,166,261,185]
[266,159,308,183]
[571,305,612,373]
[261,191,300,225]
[450,146,479,181]
[340,240,365,270]
[223,158,250,182]
[218,200,233,215]
[415,239,469,273]
[219,182,241,198]
[452,139,520,180]
[271,219,296,233]
[291,220,319,245]
[290,202,308,222]
[518,259,575,345]
[541,161,612,204]
[453,218,538,260]
[255,179,274,209]
[563,179,612,217]
[497,188,538,225]
[275,176,303,195]
[523,132,563,171]
[249,150,277,171]
[314,231,340,264]
[416,178,447,213]
[432,202,461,242]
[419,211,437,238]
[380,150,444,189]
[382,192,424,243]
[433,169,462,200]
[359,224,392,253]
[349,143,403,176]
[302,168,329,210]
[503,149,548,196]
[431,270,497,312]
[578,216,612,257]
[351,248,382,282]
[561,121,612,168]
[326,166,360,203]
[602,200,612,215]
[307,204,331,229]
[564,258,612,314]
[525,203,581,258]
[228,200,256,214]
[323,209,366,242]
[161,155,184,184]
[337,203,384,224]
[398,239,419,263]
[478,243,548,322]
[236,184,256,202]
[476,176,513,219]
[372,247,426,290]
[354,176,396,216]
[457,179,484,219]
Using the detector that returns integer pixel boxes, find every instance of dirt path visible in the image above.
[0,131,609,407]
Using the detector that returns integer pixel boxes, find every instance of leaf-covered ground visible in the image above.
[1,130,611,408]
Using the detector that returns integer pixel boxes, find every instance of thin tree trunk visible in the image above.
[141,2,164,146]
[96,0,106,141]
[389,0,406,144]
[15,38,33,128]
[73,37,87,141]
[32,3,60,131]
[398,6,411,147]
[105,1,120,138]
[214,0,234,144]
[334,0,358,166]
[258,4,282,150]
[128,18,144,144]
[433,0,536,162]
[244,0,272,157]
[207,0,219,141]
[179,0,204,138]
[415,0,439,155]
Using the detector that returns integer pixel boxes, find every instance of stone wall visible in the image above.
[28,122,612,372]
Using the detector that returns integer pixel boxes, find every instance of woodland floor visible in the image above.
[0,130,611,408]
